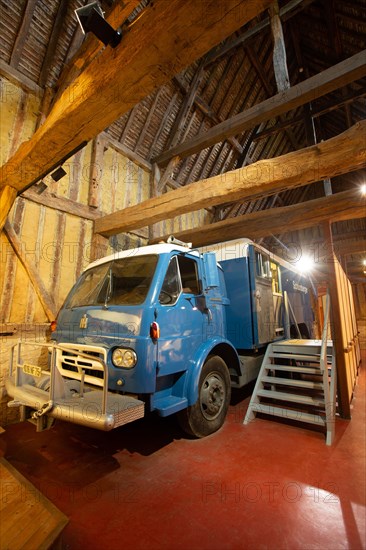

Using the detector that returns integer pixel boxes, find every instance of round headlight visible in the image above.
[112,348,137,368]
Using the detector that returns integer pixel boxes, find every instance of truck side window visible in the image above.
[159,257,181,305]
[177,256,200,294]
[255,251,271,279]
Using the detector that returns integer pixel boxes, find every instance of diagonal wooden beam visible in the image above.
[0,0,273,196]
[154,51,366,166]
[166,58,207,151]
[4,221,57,321]
[149,189,366,247]
[94,121,366,236]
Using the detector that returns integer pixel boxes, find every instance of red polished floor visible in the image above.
[1,353,365,550]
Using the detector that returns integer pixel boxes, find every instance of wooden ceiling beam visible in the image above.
[95,121,366,236]
[0,0,273,198]
[149,189,365,247]
[253,85,366,141]
[154,51,366,166]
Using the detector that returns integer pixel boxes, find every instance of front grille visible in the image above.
[61,363,104,380]
[56,344,107,387]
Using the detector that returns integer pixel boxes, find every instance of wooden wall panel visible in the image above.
[333,258,359,401]
[0,77,40,165]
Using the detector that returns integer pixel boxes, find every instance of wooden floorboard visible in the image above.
[0,457,68,550]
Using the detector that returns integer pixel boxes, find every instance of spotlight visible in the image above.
[295,254,315,274]
[75,2,122,48]
[361,183,366,195]
[51,166,67,182]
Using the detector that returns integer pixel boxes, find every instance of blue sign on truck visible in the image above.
[5,237,314,436]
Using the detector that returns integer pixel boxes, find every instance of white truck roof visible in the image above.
[86,243,198,271]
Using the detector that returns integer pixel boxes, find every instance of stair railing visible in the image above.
[320,289,337,445]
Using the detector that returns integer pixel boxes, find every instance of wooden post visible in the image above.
[89,234,109,263]
[322,221,351,419]
[269,1,290,92]
[149,163,161,241]
[0,186,17,232]
[88,136,105,208]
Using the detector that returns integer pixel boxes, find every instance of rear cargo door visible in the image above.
[250,247,276,345]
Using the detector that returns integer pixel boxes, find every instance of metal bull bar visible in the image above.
[5,341,144,432]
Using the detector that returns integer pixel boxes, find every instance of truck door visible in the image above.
[251,248,276,345]
[155,254,206,376]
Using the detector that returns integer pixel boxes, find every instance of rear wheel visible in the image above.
[178,355,231,438]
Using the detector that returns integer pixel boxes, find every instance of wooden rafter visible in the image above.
[165,58,207,151]
[38,0,69,88]
[154,51,366,166]
[149,189,365,248]
[9,0,38,68]
[149,93,178,159]
[95,121,366,236]
[135,90,162,153]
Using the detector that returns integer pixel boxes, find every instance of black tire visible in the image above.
[177,355,231,438]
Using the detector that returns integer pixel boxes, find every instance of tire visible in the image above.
[177,355,231,438]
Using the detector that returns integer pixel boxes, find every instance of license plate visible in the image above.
[23,363,42,377]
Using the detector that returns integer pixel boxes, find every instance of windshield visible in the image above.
[65,255,158,308]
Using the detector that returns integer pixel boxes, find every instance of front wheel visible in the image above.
[177,355,231,438]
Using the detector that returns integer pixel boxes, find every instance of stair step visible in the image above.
[252,403,326,426]
[264,364,322,374]
[261,376,324,390]
[269,352,322,362]
[257,389,325,406]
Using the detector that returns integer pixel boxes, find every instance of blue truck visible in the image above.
[5,237,314,436]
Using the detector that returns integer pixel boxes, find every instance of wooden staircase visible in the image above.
[244,338,337,445]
